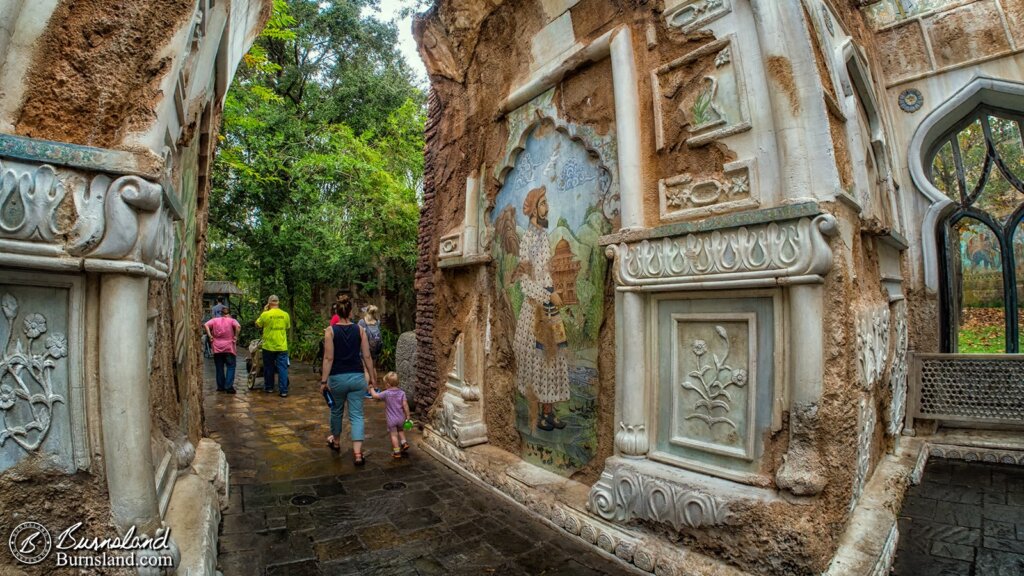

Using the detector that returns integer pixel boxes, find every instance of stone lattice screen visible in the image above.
[909,353,1024,428]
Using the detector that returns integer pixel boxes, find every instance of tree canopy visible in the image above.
[208,0,425,357]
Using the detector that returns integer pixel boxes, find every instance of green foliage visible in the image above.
[209,0,425,343]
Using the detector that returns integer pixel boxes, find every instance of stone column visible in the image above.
[614,290,648,457]
[99,274,161,533]
[610,28,643,230]
[776,283,827,495]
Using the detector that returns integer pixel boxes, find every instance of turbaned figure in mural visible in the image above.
[510,186,570,431]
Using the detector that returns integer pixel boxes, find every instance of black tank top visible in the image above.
[330,324,364,375]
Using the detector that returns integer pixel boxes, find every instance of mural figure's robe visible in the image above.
[514,223,571,404]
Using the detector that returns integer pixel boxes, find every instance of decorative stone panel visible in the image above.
[652,36,751,151]
[659,159,757,221]
[663,0,731,34]
[850,396,876,512]
[886,300,908,436]
[0,273,86,473]
[651,295,777,482]
[856,305,891,390]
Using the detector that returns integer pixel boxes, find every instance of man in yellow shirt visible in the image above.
[256,295,292,397]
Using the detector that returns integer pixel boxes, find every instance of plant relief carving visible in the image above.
[0,293,66,451]
[681,325,747,430]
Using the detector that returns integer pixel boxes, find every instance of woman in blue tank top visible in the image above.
[320,295,378,464]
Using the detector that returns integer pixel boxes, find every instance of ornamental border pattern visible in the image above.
[609,214,837,288]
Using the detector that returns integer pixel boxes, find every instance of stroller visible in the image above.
[245,339,263,390]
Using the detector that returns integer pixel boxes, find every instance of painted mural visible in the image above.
[492,121,614,476]
[172,139,201,382]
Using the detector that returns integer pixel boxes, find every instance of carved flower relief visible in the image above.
[45,334,68,358]
[0,385,14,410]
[728,175,749,196]
[23,313,46,338]
[681,326,746,431]
[692,339,708,356]
[714,48,731,68]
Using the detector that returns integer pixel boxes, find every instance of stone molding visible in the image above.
[588,459,732,531]
[0,149,176,279]
[608,214,838,290]
[433,334,487,448]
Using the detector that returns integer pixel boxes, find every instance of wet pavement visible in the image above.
[204,355,630,575]
[893,458,1024,576]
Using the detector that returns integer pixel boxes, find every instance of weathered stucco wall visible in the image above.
[0,0,268,570]
[411,0,990,574]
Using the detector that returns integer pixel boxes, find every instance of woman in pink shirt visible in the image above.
[205,307,241,393]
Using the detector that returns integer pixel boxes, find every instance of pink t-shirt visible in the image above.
[205,316,240,354]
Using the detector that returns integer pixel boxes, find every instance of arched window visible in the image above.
[930,108,1024,353]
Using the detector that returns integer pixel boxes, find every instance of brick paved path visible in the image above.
[205,355,631,575]
[893,457,1024,575]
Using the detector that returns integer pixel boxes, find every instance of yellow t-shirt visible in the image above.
[256,308,291,352]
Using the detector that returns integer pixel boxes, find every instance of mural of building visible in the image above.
[0,0,269,573]
[414,1,1024,574]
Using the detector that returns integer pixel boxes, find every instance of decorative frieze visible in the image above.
[588,463,731,531]
[609,214,838,289]
[856,305,891,390]
[0,156,176,279]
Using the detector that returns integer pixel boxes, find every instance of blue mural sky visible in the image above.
[492,125,610,232]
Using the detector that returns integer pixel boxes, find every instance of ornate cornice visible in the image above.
[608,214,838,289]
[0,152,175,279]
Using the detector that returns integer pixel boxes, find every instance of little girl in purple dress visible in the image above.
[369,372,411,458]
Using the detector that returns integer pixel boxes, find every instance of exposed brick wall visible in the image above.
[414,89,442,414]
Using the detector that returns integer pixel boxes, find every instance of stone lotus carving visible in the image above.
[887,302,908,436]
[856,305,890,390]
[588,466,731,531]
[615,423,649,457]
[681,326,747,430]
[0,162,65,242]
[0,293,66,452]
[610,214,838,287]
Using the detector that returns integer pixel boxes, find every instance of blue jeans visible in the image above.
[213,352,236,391]
[263,350,289,394]
[328,372,366,441]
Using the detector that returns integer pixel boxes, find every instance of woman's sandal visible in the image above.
[354,451,365,466]
[326,435,340,451]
